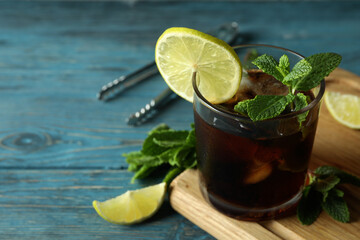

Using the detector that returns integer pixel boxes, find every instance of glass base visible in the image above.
[199,181,302,221]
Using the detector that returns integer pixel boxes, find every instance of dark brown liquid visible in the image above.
[194,71,319,220]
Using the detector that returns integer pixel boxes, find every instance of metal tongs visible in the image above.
[97,22,240,126]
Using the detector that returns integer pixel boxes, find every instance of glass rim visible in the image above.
[192,44,326,121]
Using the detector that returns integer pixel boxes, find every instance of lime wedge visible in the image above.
[93,182,166,225]
[155,27,242,104]
[325,91,360,129]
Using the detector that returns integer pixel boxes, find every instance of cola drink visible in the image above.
[193,45,324,221]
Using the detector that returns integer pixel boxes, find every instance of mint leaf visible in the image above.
[252,54,284,81]
[279,54,290,72]
[276,54,290,78]
[142,130,188,155]
[185,128,196,146]
[332,188,345,198]
[283,59,312,87]
[322,189,350,223]
[247,94,295,121]
[124,124,197,184]
[131,165,156,183]
[315,166,360,187]
[234,99,251,115]
[123,151,143,162]
[292,53,342,91]
[248,52,341,121]
[294,92,309,110]
[315,175,341,193]
[163,167,184,186]
[148,123,170,135]
[297,186,323,225]
[297,165,359,225]
[314,175,341,201]
[128,163,140,172]
[294,92,309,125]
[125,153,157,166]
[170,146,191,167]
[153,131,189,148]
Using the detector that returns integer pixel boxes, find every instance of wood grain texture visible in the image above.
[0,0,360,239]
[170,69,360,240]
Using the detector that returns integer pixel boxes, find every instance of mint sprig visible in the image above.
[297,166,360,225]
[123,124,197,185]
[234,52,342,121]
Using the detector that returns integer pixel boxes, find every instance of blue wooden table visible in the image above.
[0,1,359,239]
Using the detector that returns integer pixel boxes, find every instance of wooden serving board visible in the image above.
[169,68,360,240]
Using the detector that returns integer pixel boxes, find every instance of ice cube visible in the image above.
[243,163,272,185]
[247,70,288,96]
[223,70,288,106]
[254,145,283,165]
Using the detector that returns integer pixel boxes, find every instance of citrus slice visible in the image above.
[155,27,242,104]
[325,91,360,129]
[93,182,166,225]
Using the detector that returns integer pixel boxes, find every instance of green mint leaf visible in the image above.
[332,188,345,198]
[292,53,342,91]
[315,165,360,187]
[124,124,197,184]
[252,54,284,81]
[142,130,188,155]
[170,145,196,168]
[315,175,341,193]
[142,134,168,156]
[322,189,350,223]
[124,152,157,166]
[148,123,170,135]
[279,54,290,72]
[126,150,174,169]
[297,186,323,225]
[140,123,175,156]
[234,99,252,115]
[283,59,312,87]
[163,167,184,186]
[153,130,189,148]
[276,55,290,78]
[156,148,178,165]
[123,151,142,162]
[185,128,196,146]
[128,163,140,172]
[247,94,295,121]
[294,92,309,125]
[123,151,144,171]
[131,165,156,183]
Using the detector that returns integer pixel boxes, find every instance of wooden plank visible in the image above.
[169,68,360,240]
[0,169,213,240]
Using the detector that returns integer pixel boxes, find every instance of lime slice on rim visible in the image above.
[155,27,242,104]
[325,91,360,129]
[92,182,166,225]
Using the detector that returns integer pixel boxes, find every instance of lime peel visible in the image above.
[325,91,360,129]
[93,182,167,225]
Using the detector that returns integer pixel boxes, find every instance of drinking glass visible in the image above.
[193,44,325,221]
